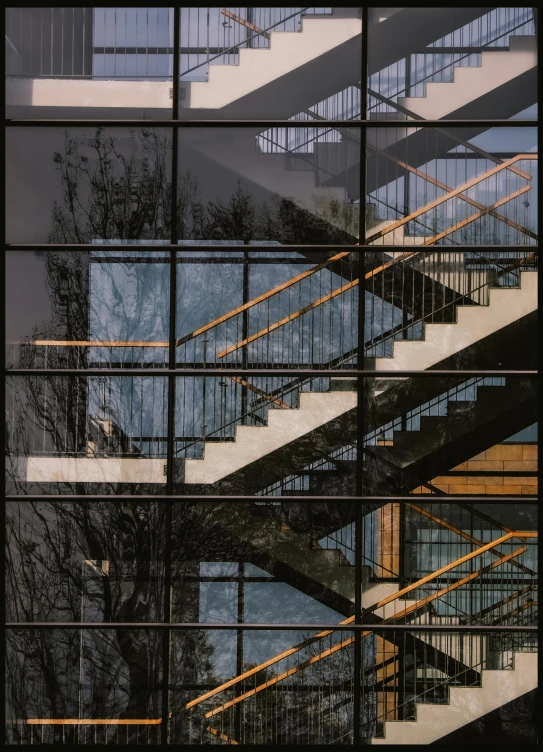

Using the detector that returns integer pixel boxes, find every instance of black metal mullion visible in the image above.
[5,119,537,127]
[354,7,369,745]
[161,7,180,745]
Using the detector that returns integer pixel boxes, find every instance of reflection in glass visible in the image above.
[367,8,537,121]
[6,376,168,495]
[5,7,173,119]
[6,128,173,244]
[179,8,361,121]
[169,502,357,624]
[363,375,538,496]
[173,377,358,496]
[6,501,165,623]
[176,251,358,368]
[6,629,163,745]
[361,250,538,364]
[6,251,170,370]
[169,627,355,745]
[178,127,360,244]
[365,127,537,246]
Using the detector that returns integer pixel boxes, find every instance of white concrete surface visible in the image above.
[184,390,357,484]
[189,18,361,110]
[373,271,538,371]
[26,456,166,484]
[6,78,172,109]
[373,651,537,744]
[399,36,537,120]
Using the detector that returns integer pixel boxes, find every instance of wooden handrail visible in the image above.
[490,599,537,625]
[462,584,536,624]
[406,502,535,576]
[422,185,532,245]
[207,725,239,744]
[25,719,161,725]
[366,87,533,181]
[31,340,168,347]
[366,154,537,244]
[366,141,538,242]
[203,544,527,718]
[220,8,270,39]
[217,278,359,358]
[217,250,420,358]
[185,530,536,711]
[175,251,350,347]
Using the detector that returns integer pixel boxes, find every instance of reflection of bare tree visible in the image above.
[5,500,254,742]
[47,127,358,245]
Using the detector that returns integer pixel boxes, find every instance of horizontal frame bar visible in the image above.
[5,120,538,127]
[7,245,539,252]
[5,496,538,503]
[5,369,536,377]
[5,622,537,632]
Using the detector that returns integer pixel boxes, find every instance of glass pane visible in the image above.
[179,8,361,121]
[5,7,173,119]
[363,375,538,496]
[6,375,169,495]
[362,629,537,743]
[178,127,361,244]
[6,628,163,744]
[176,250,358,368]
[361,250,538,367]
[367,8,537,121]
[170,501,357,624]
[5,128,173,244]
[6,501,165,623]
[6,250,170,370]
[173,377,358,496]
[365,126,537,246]
[169,627,355,744]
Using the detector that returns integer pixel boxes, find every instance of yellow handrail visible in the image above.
[185,530,536,711]
[365,154,537,244]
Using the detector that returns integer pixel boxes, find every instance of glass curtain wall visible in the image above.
[4,6,538,746]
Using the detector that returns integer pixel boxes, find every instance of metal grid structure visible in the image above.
[4,6,539,745]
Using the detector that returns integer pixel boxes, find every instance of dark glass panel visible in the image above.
[178,127,361,244]
[6,628,163,744]
[6,375,168,495]
[5,128,173,244]
[6,250,170,370]
[6,501,165,623]
[363,375,538,496]
[365,126,537,246]
[169,501,357,624]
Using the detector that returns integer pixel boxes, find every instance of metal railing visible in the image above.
[178,532,537,744]
[368,7,535,116]
[5,7,332,81]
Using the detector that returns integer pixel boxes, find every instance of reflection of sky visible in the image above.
[196,560,344,679]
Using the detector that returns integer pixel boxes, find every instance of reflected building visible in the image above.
[4,6,539,746]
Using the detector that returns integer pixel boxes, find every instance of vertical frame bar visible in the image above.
[354,6,369,745]
[162,7,181,744]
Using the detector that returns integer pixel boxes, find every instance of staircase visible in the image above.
[373,651,538,745]
[178,528,537,745]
